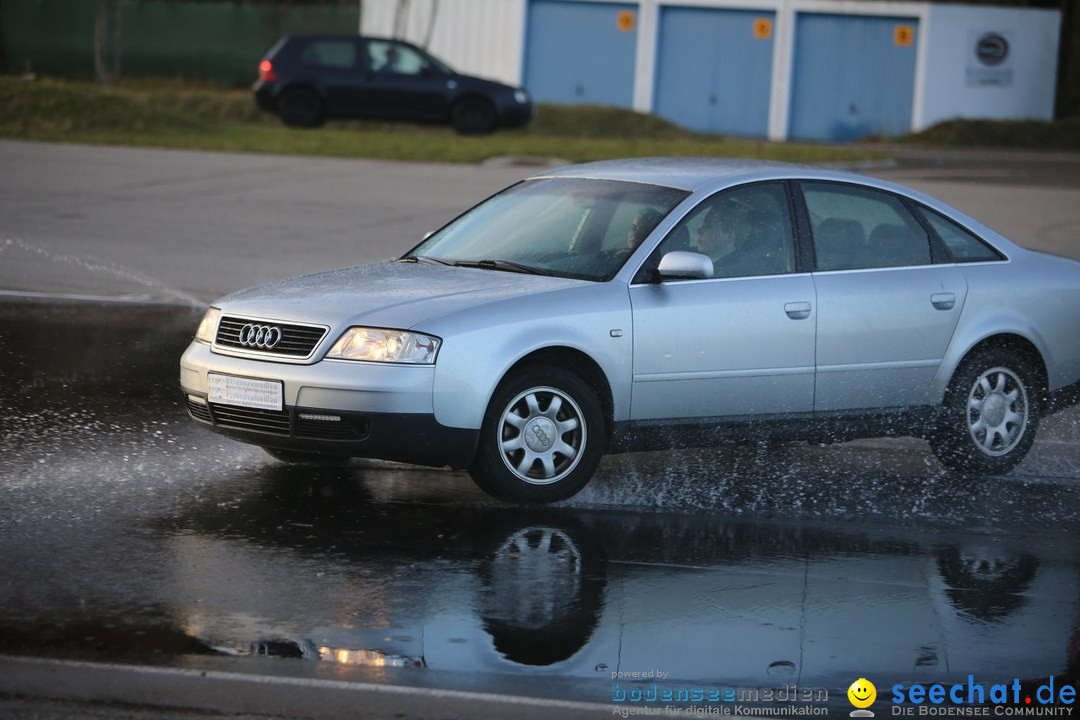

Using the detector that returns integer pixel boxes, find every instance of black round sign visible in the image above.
[975,32,1009,66]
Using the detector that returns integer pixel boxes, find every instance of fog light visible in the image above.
[299,413,342,422]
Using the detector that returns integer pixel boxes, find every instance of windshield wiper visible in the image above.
[399,255,453,266]
[451,259,550,276]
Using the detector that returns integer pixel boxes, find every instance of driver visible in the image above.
[695,199,751,270]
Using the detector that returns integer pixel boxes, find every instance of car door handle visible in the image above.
[931,293,956,311]
[785,302,812,320]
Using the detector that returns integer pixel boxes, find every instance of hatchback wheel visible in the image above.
[930,347,1041,475]
[451,97,495,135]
[277,87,325,128]
[470,366,606,504]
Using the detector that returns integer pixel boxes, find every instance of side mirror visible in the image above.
[657,251,713,280]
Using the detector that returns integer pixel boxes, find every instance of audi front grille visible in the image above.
[215,316,327,358]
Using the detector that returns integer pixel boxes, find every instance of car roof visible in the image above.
[281,33,413,44]
[531,157,883,194]
[530,156,1026,259]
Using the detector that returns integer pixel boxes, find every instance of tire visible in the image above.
[930,347,1041,475]
[451,97,496,135]
[277,87,325,128]
[263,447,351,467]
[469,365,606,504]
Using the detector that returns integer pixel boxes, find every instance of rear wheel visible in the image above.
[469,365,606,504]
[930,347,1041,475]
[451,97,495,135]
[277,87,325,128]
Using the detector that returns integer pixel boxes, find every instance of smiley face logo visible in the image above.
[848,678,877,709]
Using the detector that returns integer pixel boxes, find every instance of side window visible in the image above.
[804,182,931,271]
[654,182,796,279]
[915,205,1004,263]
[298,40,357,70]
[367,41,427,76]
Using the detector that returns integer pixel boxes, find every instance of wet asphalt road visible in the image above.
[1,142,1080,718]
[2,301,1080,718]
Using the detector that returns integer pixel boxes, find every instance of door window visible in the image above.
[367,41,428,76]
[654,182,796,278]
[804,182,931,271]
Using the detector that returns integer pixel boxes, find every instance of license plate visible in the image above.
[208,373,283,411]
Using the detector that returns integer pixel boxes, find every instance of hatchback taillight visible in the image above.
[258,60,277,82]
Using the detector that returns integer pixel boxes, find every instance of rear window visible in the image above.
[298,39,357,69]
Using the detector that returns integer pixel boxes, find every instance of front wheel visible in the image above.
[451,97,495,135]
[469,365,606,504]
[930,347,1041,475]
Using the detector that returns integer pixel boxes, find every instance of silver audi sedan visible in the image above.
[180,158,1080,503]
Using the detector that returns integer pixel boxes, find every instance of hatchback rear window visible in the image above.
[299,40,357,69]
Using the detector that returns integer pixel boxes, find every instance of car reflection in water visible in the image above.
[162,466,1080,701]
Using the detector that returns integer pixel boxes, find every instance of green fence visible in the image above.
[1,0,360,86]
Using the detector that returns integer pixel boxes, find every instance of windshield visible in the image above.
[423,48,455,75]
[405,178,689,281]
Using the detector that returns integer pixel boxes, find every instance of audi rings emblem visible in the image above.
[239,324,283,349]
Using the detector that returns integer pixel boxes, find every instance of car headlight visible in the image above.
[326,327,441,364]
[514,89,529,104]
[195,307,221,344]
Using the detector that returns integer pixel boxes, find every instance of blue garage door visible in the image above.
[524,0,637,108]
[789,13,919,141]
[654,7,775,137]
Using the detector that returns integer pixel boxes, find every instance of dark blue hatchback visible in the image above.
[253,34,535,134]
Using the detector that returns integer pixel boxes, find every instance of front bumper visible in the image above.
[496,101,535,129]
[180,341,478,468]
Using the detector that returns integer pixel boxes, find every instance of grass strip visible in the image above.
[903,117,1080,151]
[0,76,886,165]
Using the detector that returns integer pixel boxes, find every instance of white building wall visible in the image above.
[360,0,527,87]
[919,4,1060,130]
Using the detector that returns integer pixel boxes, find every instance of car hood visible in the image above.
[455,73,517,96]
[214,261,585,329]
